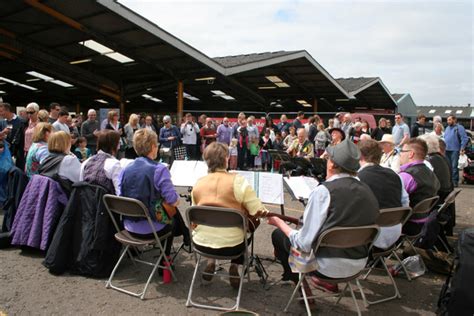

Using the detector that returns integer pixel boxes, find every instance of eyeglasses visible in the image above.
[164,121,170,124]
[399,149,412,153]
[26,111,35,115]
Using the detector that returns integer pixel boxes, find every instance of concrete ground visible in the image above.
[0,184,472,315]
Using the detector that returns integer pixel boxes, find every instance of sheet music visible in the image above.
[170,160,208,187]
[235,170,256,189]
[258,172,284,205]
[284,176,319,200]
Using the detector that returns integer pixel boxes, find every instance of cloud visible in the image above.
[120,0,473,106]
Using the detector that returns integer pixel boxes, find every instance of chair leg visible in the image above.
[359,258,401,306]
[362,257,380,280]
[284,273,304,313]
[392,251,412,281]
[438,236,452,254]
[356,279,369,308]
[348,282,362,316]
[336,283,349,305]
[186,254,202,307]
[106,245,129,289]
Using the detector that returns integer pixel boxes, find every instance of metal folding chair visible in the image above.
[102,194,176,300]
[185,206,251,311]
[436,189,462,253]
[284,225,380,316]
[357,207,412,306]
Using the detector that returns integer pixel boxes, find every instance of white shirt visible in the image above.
[79,150,123,195]
[289,173,368,278]
[381,150,401,174]
[52,121,70,134]
[180,122,200,145]
[58,154,81,183]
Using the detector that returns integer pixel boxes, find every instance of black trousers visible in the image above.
[185,144,198,160]
[237,146,248,170]
[194,242,245,265]
[272,228,298,282]
[129,223,173,255]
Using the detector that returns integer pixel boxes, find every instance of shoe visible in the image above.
[310,276,339,294]
[202,262,215,282]
[229,263,240,289]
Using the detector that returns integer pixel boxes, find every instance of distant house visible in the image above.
[416,104,473,130]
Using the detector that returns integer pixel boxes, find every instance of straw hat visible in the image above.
[379,134,395,145]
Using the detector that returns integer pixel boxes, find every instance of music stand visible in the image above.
[268,149,292,163]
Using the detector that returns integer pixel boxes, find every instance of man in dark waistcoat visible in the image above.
[269,140,379,301]
[399,138,440,236]
[358,139,409,250]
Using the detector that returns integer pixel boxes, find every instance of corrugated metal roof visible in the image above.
[335,77,378,93]
[392,93,406,102]
[213,51,303,67]
[417,106,473,118]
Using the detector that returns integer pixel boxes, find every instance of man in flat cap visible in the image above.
[269,139,379,299]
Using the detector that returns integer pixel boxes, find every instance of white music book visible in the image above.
[233,171,284,205]
[283,176,319,200]
[170,160,208,187]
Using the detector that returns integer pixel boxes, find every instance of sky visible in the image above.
[120,0,473,107]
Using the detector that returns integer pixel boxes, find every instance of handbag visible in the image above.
[173,145,187,160]
[288,247,319,273]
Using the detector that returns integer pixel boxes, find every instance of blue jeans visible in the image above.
[445,150,460,185]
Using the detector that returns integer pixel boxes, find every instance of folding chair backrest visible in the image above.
[377,207,412,227]
[437,189,462,214]
[412,196,439,215]
[103,194,149,219]
[316,225,379,250]
[186,206,247,231]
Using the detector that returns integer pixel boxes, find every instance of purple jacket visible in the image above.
[11,175,68,250]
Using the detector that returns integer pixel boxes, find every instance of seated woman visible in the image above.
[25,122,52,178]
[38,131,81,193]
[191,142,268,289]
[80,130,121,194]
[119,129,179,269]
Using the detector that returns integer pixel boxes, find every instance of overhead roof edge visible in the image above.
[349,77,398,107]
[223,50,352,99]
[98,0,226,74]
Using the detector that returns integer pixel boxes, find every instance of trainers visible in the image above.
[202,262,215,282]
[310,276,339,293]
[229,263,240,289]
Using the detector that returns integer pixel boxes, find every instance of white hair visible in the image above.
[418,134,440,154]
[433,115,442,124]
[87,109,96,116]
[26,102,39,112]
[163,115,171,122]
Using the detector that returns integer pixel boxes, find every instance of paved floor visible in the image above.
[0,184,472,315]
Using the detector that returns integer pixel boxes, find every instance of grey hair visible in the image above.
[87,109,96,116]
[163,115,171,122]
[26,102,39,112]
[418,134,440,154]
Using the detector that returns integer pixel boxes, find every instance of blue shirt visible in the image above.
[216,124,233,144]
[444,124,469,151]
[159,125,181,148]
[392,122,410,146]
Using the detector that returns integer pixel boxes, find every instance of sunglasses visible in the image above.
[27,111,35,115]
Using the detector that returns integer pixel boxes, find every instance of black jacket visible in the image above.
[1,166,29,233]
[43,182,121,277]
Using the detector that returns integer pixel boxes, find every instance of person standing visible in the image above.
[444,115,469,187]
[48,102,61,124]
[216,117,232,145]
[277,114,291,134]
[340,113,353,139]
[181,113,200,160]
[371,117,390,141]
[392,113,410,147]
[410,114,427,138]
[143,115,157,132]
[292,111,304,130]
[52,110,70,134]
[81,109,100,155]
[123,113,140,159]
[200,117,217,150]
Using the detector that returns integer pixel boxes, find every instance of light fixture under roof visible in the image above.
[26,71,74,88]
[70,58,92,65]
[297,99,312,107]
[0,76,38,91]
[79,39,134,64]
[265,75,290,88]
[26,78,41,82]
[195,76,216,81]
[95,99,108,104]
[142,94,162,103]
[211,90,235,101]
[183,92,200,101]
[0,91,5,94]
[258,86,277,90]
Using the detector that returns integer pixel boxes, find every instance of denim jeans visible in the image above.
[445,150,460,185]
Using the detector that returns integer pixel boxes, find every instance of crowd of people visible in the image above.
[0,100,471,310]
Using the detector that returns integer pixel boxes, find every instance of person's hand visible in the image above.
[167,136,175,141]
[2,128,10,135]
[93,129,99,136]
[267,215,283,227]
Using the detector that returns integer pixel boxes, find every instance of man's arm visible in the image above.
[268,185,330,252]
[458,125,469,150]
[400,124,410,146]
